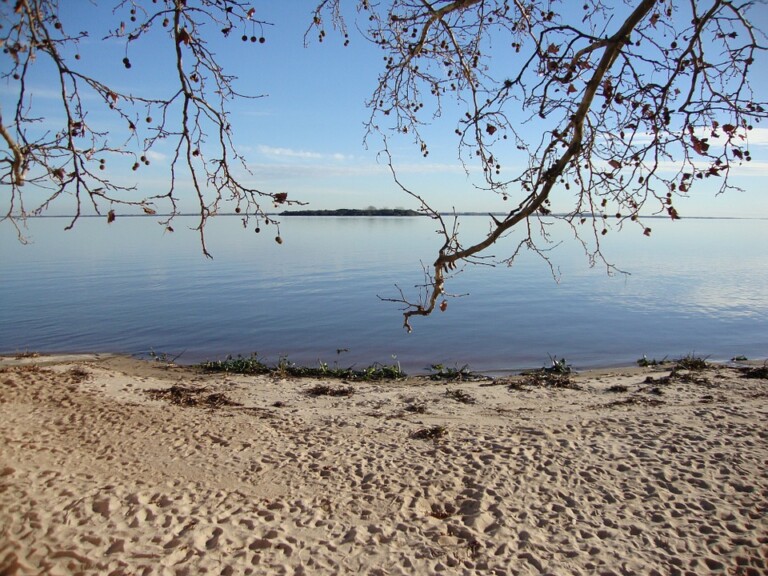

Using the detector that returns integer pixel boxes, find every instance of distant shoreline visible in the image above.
[280,208,422,217]
[18,212,768,220]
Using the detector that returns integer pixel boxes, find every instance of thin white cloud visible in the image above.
[249,162,381,179]
[145,150,167,163]
[721,160,768,176]
[742,127,768,146]
[594,125,768,176]
[587,156,768,176]
[645,159,768,177]
[0,84,108,103]
[257,145,351,161]
[248,157,467,179]
[390,161,467,174]
[603,125,768,148]
[253,143,468,178]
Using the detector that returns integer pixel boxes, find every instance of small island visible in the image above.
[280,208,422,217]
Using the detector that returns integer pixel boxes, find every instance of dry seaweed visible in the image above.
[739,366,768,379]
[521,372,582,390]
[429,502,456,520]
[14,351,40,359]
[505,379,527,391]
[644,367,712,386]
[606,384,629,393]
[411,425,448,441]
[602,395,665,409]
[66,367,90,383]
[203,392,242,408]
[444,388,476,405]
[146,385,242,408]
[304,384,354,397]
[0,365,49,375]
[404,403,428,414]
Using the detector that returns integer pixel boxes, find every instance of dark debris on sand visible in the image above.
[146,385,242,408]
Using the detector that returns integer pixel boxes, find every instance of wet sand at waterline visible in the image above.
[1,354,766,575]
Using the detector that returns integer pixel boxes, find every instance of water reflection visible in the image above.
[1,215,766,372]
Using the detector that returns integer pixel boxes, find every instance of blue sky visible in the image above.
[4,1,768,218]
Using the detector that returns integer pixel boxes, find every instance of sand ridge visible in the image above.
[1,355,766,575]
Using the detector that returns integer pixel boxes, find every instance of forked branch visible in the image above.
[312,0,767,331]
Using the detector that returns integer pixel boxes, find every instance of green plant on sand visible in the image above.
[636,355,670,367]
[673,354,709,371]
[197,354,405,382]
[197,354,270,375]
[428,363,487,382]
[515,355,580,390]
[147,349,186,365]
[543,356,572,374]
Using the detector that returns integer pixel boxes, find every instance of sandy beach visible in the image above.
[1,354,766,575]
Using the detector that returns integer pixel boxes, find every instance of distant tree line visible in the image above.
[281,208,421,217]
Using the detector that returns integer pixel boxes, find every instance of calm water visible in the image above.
[1,216,766,374]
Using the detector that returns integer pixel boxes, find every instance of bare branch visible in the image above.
[1,0,303,252]
[312,0,767,330]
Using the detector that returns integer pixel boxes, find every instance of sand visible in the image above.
[1,354,766,575]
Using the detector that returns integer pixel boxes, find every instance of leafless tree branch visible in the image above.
[311,0,767,330]
[1,0,305,254]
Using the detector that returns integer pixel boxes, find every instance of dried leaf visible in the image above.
[142,206,157,215]
[107,210,116,224]
[608,159,622,170]
[176,28,191,46]
[691,136,710,155]
[274,192,288,204]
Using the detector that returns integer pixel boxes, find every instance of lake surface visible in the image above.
[1,215,766,374]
